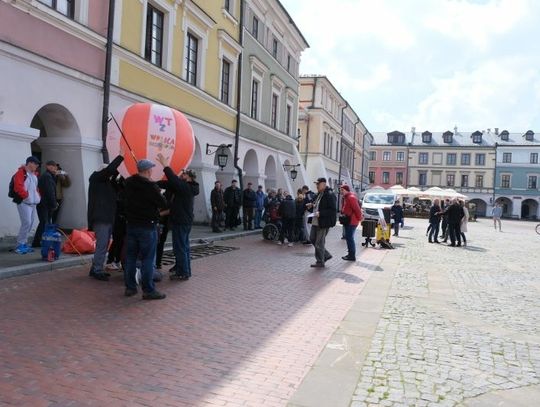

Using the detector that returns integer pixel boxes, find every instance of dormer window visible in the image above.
[422,131,432,143]
[525,130,534,141]
[443,131,453,144]
[500,130,509,141]
[471,131,483,144]
[387,131,405,144]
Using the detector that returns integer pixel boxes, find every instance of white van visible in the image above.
[361,191,396,220]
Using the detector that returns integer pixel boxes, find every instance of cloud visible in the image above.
[376,56,540,131]
[423,0,530,50]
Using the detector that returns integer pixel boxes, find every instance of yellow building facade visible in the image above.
[110,0,243,221]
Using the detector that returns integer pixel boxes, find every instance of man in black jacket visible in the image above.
[32,160,58,247]
[156,154,200,281]
[87,153,124,281]
[210,181,224,233]
[223,180,241,230]
[242,182,257,230]
[278,193,296,246]
[123,159,167,299]
[308,178,337,268]
[446,198,465,247]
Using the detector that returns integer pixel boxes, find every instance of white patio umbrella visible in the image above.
[425,187,447,197]
[390,185,408,195]
[404,187,423,196]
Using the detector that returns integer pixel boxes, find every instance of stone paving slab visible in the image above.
[0,226,384,406]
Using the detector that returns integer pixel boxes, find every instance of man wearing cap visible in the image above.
[87,152,124,281]
[11,156,41,254]
[242,182,257,230]
[224,179,242,230]
[307,177,337,268]
[210,180,224,233]
[156,154,200,281]
[123,159,168,299]
[31,160,58,248]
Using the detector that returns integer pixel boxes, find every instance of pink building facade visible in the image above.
[0,1,109,237]
[368,132,410,188]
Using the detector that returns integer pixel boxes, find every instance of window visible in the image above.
[433,153,442,165]
[419,153,429,165]
[475,175,484,188]
[446,174,455,187]
[461,153,471,165]
[502,153,512,163]
[287,54,292,72]
[396,151,404,162]
[220,59,231,104]
[528,176,537,189]
[500,130,509,141]
[285,105,292,135]
[185,33,199,85]
[422,132,432,143]
[531,153,538,164]
[38,0,74,18]
[472,132,483,144]
[271,94,278,129]
[369,151,376,161]
[396,172,403,185]
[447,153,457,165]
[369,171,375,183]
[475,153,485,166]
[145,4,164,67]
[336,141,340,161]
[383,151,391,161]
[382,172,390,184]
[525,130,535,141]
[272,38,278,59]
[252,16,259,39]
[419,173,427,186]
[250,79,259,119]
[501,174,511,188]
[461,174,469,187]
[443,132,453,143]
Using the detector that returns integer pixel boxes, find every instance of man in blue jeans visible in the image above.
[156,154,200,281]
[123,159,167,299]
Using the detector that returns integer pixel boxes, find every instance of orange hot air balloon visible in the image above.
[106,103,195,181]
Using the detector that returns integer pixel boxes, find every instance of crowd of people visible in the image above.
[426,198,469,246]
[13,153,506,300]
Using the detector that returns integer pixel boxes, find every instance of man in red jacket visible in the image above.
[11,156,41,254]
[340,185,362,261]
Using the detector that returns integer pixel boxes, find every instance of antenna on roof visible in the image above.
[454,125,458,133]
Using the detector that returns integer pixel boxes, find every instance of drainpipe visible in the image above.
[352,119,360,190]
[492,143,497,213]
[360,131,367,191]
[337,102,348,209]
[101,0,116,164]
[233,0,245,189]
[303,77,318,169]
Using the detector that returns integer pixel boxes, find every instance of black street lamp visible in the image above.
[206,143,232,170]
[283,163,301,180]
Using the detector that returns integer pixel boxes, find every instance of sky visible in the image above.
[280,0,540,133]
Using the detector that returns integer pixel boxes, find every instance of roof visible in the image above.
[371,131,412,146]
[493,130,540,147]
[409,130,497,147]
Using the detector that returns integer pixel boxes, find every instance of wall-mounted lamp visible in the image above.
[283,163,301,181]
[206,143,233,170]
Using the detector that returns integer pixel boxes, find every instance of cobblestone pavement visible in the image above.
[351,219,540,407]
[0,227,385,406]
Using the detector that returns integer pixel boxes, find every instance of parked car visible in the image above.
[361,191,397,220]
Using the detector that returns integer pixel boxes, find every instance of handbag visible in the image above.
[339,214,350,226]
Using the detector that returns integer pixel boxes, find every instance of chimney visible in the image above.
[411,126,416,134]
[454,125,458,133]
[487,128,491,134]
[495,128,499,135]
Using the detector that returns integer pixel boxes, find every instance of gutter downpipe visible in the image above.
[101,0,116,164]
[360,131,367,191]
[337,102,348,209]
[492,142,497,212]
[233,0,245,189]
[303,77,318,169]
[352,119,360,190]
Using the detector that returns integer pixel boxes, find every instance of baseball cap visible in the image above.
[137,159,156,172]
[184,169,196,180]
[314,177,327,184]
[26,156,40,165]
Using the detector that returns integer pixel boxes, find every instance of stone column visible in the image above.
[0,124,39,239]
